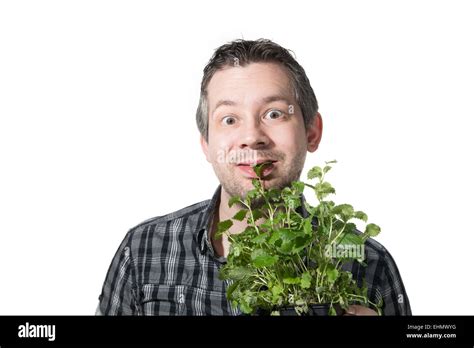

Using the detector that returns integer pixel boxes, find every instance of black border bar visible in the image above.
[0,315,473,346]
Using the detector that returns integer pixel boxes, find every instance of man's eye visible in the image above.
[265,109,284,120]
[222,116,236,125]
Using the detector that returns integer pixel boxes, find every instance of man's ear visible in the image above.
[200,135,211,163]
[307,112,323,153]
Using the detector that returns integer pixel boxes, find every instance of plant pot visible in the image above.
[275,303,344,316]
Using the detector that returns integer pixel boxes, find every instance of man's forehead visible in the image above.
[207,62,295,107]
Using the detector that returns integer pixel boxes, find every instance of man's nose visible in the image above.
[238,120,270,149]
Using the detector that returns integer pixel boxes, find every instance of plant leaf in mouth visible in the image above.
[252,161,273,178]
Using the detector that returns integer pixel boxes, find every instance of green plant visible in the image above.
[216,160,383,315]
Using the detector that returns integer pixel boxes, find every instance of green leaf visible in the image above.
[278,241,294,254]
[354,210,368,222]
[251,249,279,268]
[253,161,273,178]
[365,223,381,237]
[283,277,301,285]
[251,209,263,221]
[246,188,260,200]
[233,209,247,221]
[271,284,283,297]
[269,228,298,244]
[231,244,241,256]
[291,181,305,194]
[281,186,292,197]
[259,219,273,232]
[268,231,280,245]
[239,301,253,314]
[338,232,364,246]
[224,279,239,294]
[323,165,332,174]
[251,178,261,190]
[251,233,268,244]
[227,267,253,280]
[228,196,241,208]
[307,166,322,180]
[217,219,233,234]
[327,267,339,284]
[314,182,336,199]
[267,188,282,203]
[332,204,354,221]
[301,272,312,289]
[341,222,357,237]
[283,195,301,211]
[303,218,314,235]
[293,235,312,253]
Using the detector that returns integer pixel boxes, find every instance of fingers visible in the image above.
[343,304,378,316]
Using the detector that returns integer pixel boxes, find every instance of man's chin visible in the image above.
[221,172,296,204]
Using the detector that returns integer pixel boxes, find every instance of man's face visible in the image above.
[200,62,322,202]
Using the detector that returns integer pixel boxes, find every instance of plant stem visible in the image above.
[331,221,347,245]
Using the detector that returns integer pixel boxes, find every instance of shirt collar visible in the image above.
[196,185,222,256]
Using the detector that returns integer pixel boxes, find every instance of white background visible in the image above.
[1,0,473,315]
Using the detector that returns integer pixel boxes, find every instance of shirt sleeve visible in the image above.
[379,249,412,315]
[97,230,139,315]
[95,303,103,315]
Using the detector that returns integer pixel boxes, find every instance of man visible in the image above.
[97,39,411,316]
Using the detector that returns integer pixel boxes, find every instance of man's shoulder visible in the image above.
[364,237,389,260]
[363,236,402,274]
[351,228,392,263]
[121,199,211,246]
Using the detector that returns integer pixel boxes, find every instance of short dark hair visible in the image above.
[196,38,319,142]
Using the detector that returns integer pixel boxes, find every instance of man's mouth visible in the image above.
[236,160,277,178]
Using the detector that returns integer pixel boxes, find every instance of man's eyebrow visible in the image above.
[213,99,237,112]
[262,95,293,104]
[213,95,292,113]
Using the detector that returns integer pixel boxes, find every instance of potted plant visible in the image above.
[216,160,383,316]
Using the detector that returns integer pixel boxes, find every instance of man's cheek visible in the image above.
[214,150,225,165]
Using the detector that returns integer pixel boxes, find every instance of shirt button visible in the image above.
[124,247,130,257]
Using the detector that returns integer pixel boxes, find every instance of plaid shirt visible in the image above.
[97,185,411,315]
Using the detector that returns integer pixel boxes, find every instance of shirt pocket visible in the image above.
[140,284,186,315]
[138,284,226,315]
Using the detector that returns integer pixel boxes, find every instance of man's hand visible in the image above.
[343,305,378,316]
